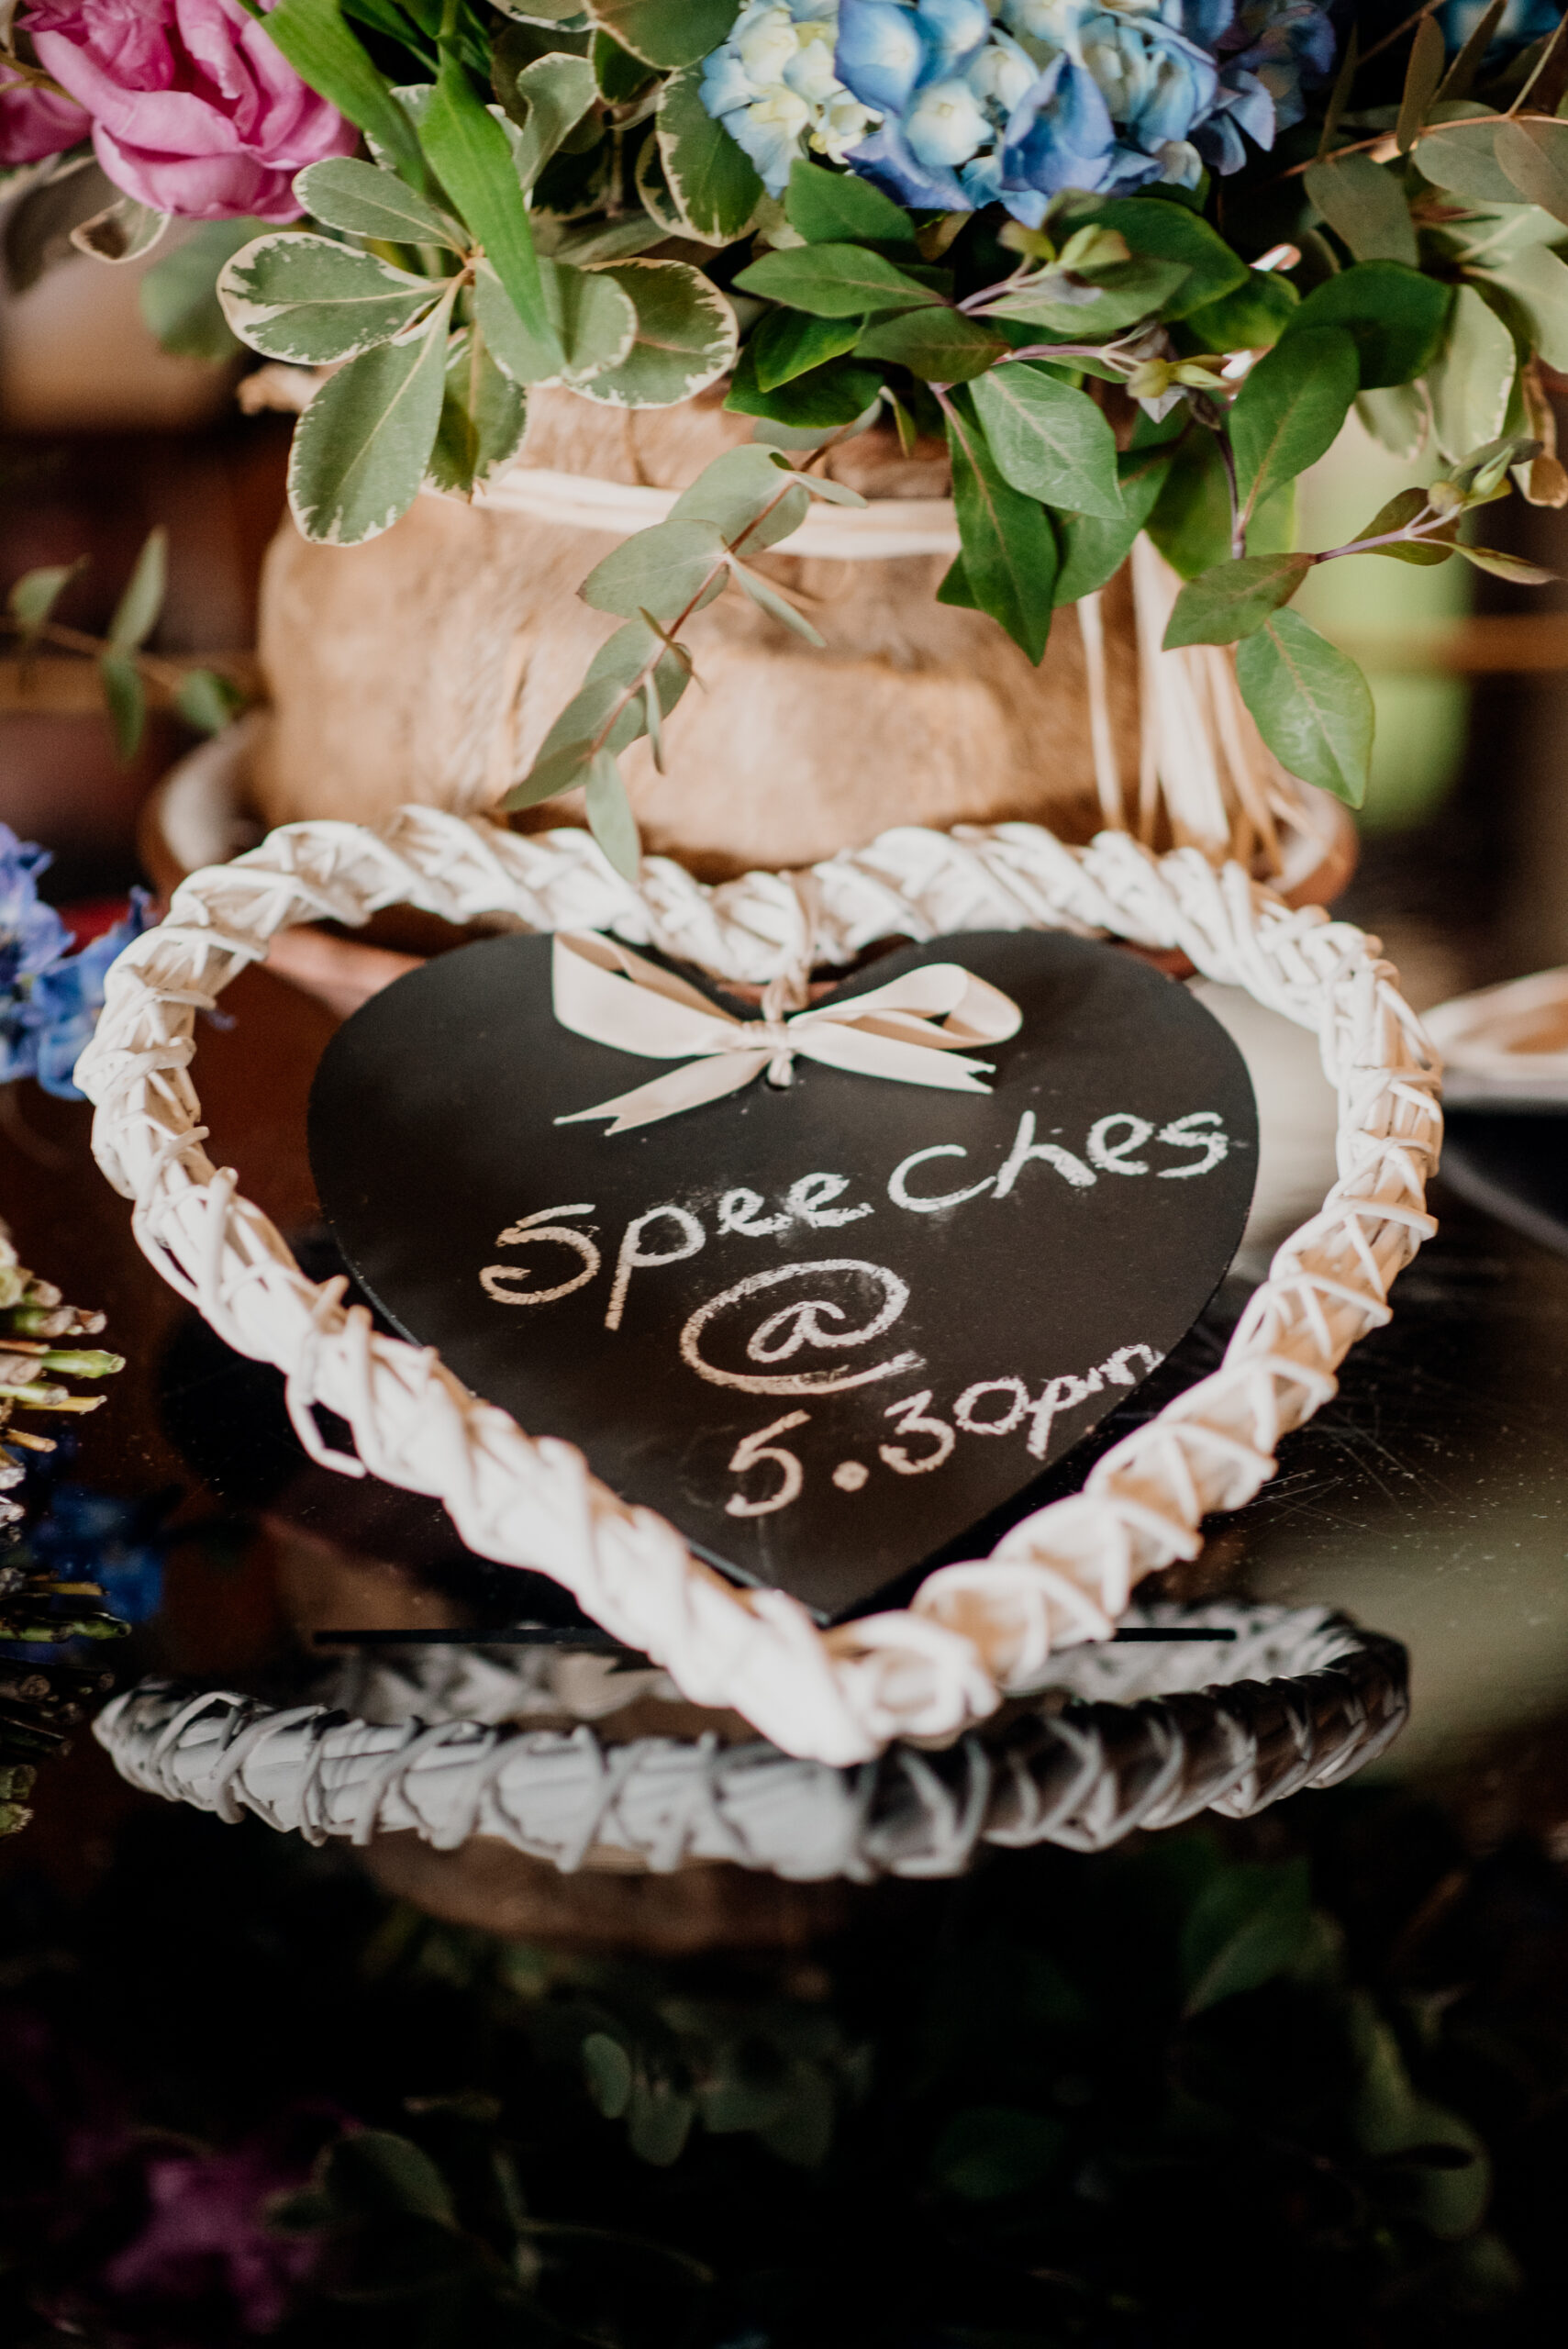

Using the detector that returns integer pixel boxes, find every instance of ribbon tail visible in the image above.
[794,1027,998,1093]
[556,1052,770,1134]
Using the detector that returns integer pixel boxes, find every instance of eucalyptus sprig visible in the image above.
[502,438,865,875]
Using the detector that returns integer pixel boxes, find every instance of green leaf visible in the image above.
[475,254,636,387]
[726,342,883,426]
[584,748,641,879]
[6,558,84,640]
[1470,236,1568,373]
[1236,607,1374,806]
[669,445,810,552]
[322,2130,456,2226]
[1304,152,1418,266]
[982,254,1187,336]
[507,618,695,812]
[1164,551,1312,646]
[218,233,443,363]
[421,47,561,374]
[583,2032,634,2119]
[1053,439,1175,604]
[68,195,168,264]
[730,559,826,643]
[505,51,600,191]
[1429,283,1517,462]
[286,289,454,543]
[656,61,763,243]
[1417,108,1519,207]
[98,651,145,763]
[1282,260,1451,388]
[109,528,167,652]
[970,365,1122,519]
[1494,117,1568,229]
[139,219,260,361]
[261,0,432,196]
[947,392,1057,663]
[581,517,726,621]
[1354,485,1456,563]
[427,326,528,496]
[936,552,976,609]
[854,307,1006,382]
[1438,0,1506,103]
[784,157,917,250]
[1230,326,1358,523]
[174,668,244,733]
[573,259,738,406]
[592,28,653,104]
[292,156,464,250]
[931,2107,1069,2201]
[1180,268,1297,354]
[1084,196,1248,320]
[1181,1860,1314,2014]
[733,242,941,319]
[1455,542,1558,584]
[1396,14,1447,153]
[625,2074,695,2166]
[586,0,740,71]
[751,309,862,390]
[1355,382,1428,461]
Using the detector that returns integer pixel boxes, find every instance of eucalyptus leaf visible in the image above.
[971,366,1123,520]
[734,242,942,318]
[1282,261,1451,388]
[1304,152,1418,267]
[784,157,917,250]
[1235,607,1373,806]
[1230,326,1358,524]
[1495,117,1568,230]
[98,651,145,763]
[287,289,454,544]
[947,393,1057,663]
[573,260,738,407]
[108,529,167,653]
[1417,109,1519,207]
[427,326,528,496]
[624,2073,695,2165]
[1438,0,1506,103]
[292,156,465,250]
[586,0,739,70]
[730,559,826,643]
[1163,551,1313,647]
[1396,14,1446,153]
[1455,542,1558,583]
[584,748,641,880]
[855,307,1006,382]
[657,61,763,243]
[583,2033,634,2119]
[68,196,168,265]
[752,309,862,390]
[218,234,444,363]
[6,558,84,640]
[1429,283,1516,463]
[475,254,636,386]
[319,2131,456,2227]
[580,517,727,621]
[1355,382,1428,461]
[1470,237,1568,373]
[174,667,243,734]
[669,446,809,552]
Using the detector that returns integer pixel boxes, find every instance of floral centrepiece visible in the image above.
[23,0,355,219]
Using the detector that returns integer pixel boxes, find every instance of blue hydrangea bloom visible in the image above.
[0,822,150,1101]
[700,0,1335,219]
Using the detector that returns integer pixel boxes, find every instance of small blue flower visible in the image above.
[836,0,927,115]
[28,893,150,1101]
[0,821,150,1103]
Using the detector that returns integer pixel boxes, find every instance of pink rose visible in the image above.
[0,62,90,166]
[25,0,358,222]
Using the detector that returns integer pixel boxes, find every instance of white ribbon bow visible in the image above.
[551,931,1023,1135]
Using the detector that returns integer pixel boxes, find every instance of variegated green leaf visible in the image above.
[474,255,637,387]
[286,289,455,544]
[218,233,445,362]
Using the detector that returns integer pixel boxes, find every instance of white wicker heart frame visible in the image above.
[78,807,1441,1768]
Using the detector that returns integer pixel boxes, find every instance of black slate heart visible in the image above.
[308,930,1257,1620]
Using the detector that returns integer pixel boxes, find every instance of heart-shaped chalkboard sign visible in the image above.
[308,930,1257,1620]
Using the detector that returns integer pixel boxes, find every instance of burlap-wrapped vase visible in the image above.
[244,383,1353,894]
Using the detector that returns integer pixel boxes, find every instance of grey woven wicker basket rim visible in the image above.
[95,1601,1408,1881]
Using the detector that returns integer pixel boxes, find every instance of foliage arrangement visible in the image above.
[0,1222,126,1838]
[4,1783,1566,2343]
[8,3,1568,851]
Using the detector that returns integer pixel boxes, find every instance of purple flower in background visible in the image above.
[24,0,357,222]
[0,823,150,1099]
[0,60,89,167]
[101,2137,322,2332]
